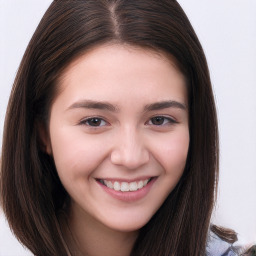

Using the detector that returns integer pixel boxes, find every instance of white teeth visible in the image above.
[138,181,144,189]
[102,179,150,192]
[121,182,129,192]
[113,181,120,191]
[104,180,113,189]
[129,182,138,191]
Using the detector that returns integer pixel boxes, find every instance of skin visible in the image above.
[43,44,189,256]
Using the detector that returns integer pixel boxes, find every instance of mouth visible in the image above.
[96,177,154,192]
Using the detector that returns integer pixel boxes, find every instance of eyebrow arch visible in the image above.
[66,100,119,112]
[144,100,187,112]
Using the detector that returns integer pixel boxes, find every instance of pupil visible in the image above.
[89,118,101,126]
[152,117,164,125]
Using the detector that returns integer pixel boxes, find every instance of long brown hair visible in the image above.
[0,0,218,255]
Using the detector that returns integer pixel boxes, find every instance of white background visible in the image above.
[0,0,256,255]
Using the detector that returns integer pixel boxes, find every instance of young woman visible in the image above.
[0,0,254,255]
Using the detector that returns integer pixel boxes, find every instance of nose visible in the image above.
[110,127,150,170]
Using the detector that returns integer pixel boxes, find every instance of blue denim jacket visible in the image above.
[207,230,242,256]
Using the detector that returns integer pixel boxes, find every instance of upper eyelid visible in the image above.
[78,116,109,126]
[79,115,106,122]
[147,115,178,123]
[146,115,178,126]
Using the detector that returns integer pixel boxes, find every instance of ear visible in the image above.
[37,121,52,155]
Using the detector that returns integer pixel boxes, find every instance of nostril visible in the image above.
[110,149,149,169]
[110,134,149,168]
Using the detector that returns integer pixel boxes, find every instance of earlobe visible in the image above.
[37,121,52,155]
[45,140,52,155]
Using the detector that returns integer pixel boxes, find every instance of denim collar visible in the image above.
[206,230,239,256]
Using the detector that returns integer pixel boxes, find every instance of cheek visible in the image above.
[49,127,109,180]
[152,129,189,176]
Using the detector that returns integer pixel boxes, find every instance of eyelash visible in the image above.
[146,116,177,126]
[79,117,108,127]
[78,116,177,128]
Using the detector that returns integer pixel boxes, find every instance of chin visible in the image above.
[102,214,152,233]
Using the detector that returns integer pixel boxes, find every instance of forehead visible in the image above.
[54,43,187,107]
[59,43,184,81]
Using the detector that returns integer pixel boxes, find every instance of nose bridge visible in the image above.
[111,125,149,169]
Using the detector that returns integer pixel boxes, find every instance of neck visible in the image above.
[62,205,139,256]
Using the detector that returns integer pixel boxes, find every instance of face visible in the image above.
[45,44,189,232]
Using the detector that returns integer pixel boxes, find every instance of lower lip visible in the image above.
[97,178,157,202]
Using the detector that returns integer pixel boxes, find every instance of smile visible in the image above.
[96,177,157,202]
[98,178,151,192]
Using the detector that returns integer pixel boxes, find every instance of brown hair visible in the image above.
[0,0,218,255]
[210,225,238,244]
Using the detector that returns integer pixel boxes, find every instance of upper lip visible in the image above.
[96,176,156,183]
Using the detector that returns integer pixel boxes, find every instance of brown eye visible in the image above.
[148,116,176,126]
[82,117,107,127]
[151,117,165,125]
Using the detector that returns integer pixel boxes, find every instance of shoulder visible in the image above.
[206,225,256,256]
[206,228,239,256]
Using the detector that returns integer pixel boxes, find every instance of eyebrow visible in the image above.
[66,99,186,112]
[144,100,187,112]
[67,100,119,112]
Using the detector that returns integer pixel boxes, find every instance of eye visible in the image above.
[80,117,107,127]
[148,116,176,126]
